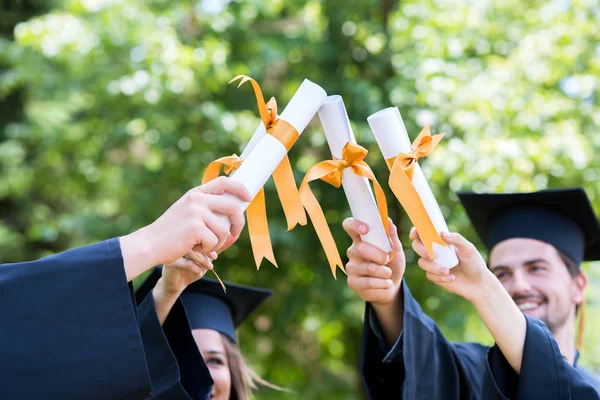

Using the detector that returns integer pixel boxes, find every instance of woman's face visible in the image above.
[192,329,231,400]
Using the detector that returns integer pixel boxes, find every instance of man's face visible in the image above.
[489,238,586,332]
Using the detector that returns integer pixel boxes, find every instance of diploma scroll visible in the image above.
[318,95,391,253]
[367,107,458,268]
[225,78,327,209]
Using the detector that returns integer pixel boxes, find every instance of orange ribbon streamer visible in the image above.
[386,125,447,260]
[202,154,277,268]
[300,142,389,278]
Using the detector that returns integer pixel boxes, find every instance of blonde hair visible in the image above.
[220,333,288,400]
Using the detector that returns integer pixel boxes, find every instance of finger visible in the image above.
[201,194,246,239]
[387,219,404,257]
[440,231,473,253]
[203,211,232,252]
[346,260,393,279]
[426,271,455,284]
[347,276,393,291]
[364,241,390,265]
[412,238,432,261]
[409,226,419,240]
[186,250,214,271]
[165,257,192,268]
[192,224,219,253]
[170,257,205,275]
[417,257,450,276]
[197,176,252,202]
[228,209,245,243]
[218,234,237,254]
[342,218,368,243]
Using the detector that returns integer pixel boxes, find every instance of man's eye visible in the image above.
[495,271,508,280]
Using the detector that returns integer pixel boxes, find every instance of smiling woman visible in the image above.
[194,328,280,400]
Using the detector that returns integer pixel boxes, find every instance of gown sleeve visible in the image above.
[137,290,214,400]
[361,280,502,400]
[0,238,152,399]
[485,315,600,400]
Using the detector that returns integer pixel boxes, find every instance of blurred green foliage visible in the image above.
[1,0,600,398]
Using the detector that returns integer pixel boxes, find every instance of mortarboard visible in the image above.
[135,267,272,343]
[457,187,600,265]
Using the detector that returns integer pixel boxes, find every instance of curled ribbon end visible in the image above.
[254,256,278,270]
[266,256,279,269]
[286,215,308,231]
[228,75,243,84]
[339,264,347,276]
[330,264,347,279]
[229,75,256,89]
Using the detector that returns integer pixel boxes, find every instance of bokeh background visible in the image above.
[2,0,599,398]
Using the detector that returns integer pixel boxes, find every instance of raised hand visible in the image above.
[344,218,405,306]
[410,228,491,302]
[121,176,252,281]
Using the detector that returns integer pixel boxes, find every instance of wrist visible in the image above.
[153,278,183,303]
[120,225,157,281]
[152,277,181,325]
[468,270,501,306]
[372,285,403,318]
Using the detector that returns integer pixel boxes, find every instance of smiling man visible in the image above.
[459,187,599,376]
[345,187,600,399]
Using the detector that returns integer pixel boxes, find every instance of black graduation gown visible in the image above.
[137,285,214,399]
[0,238,213,399]
[361,280,600,399]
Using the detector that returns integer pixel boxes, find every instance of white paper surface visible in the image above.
[367,107,458,268]
[240,122,267,160]
[318,95,391,253]
[219,78,327,216]
[229,134,287,209]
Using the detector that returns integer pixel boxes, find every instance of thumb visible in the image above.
[440,231,473,253]
[387,218,404,255]
[218,233,237,253]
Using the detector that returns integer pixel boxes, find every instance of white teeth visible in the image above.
[518,302,539,311]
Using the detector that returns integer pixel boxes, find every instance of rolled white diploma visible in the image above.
[318,95,391,253]
[367,107,458,268]
[236,108,274,170]
[239,122,267,160]
[222,78,327,210]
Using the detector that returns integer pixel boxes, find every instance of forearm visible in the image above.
[372,289,404,348]
[472,272,526,374]
[151,278,182,325]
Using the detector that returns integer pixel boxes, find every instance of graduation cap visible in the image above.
[457,187,600,266]
[135,267,272,343]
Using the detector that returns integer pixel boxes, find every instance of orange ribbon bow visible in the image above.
[300,142,389,277]
[202,75,306,269]
[386,125,447,260]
